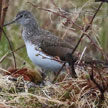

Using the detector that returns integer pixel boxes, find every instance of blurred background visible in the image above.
[0,0,108,70]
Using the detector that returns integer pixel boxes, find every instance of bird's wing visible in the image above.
[38,30,76,61]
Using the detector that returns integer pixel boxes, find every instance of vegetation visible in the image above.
[0,0,108,108]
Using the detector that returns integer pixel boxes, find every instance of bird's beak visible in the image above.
[4,17,19,26]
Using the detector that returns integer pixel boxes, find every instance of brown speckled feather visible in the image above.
[31,29,76,61]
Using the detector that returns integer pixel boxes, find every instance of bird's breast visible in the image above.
[25,41,63,72]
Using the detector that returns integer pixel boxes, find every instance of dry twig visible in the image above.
[0,27,16,68]
[0,44,25,64]
[0,0,9,40]
[71,2,104,55]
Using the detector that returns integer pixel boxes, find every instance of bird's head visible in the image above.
[4,10,35,26]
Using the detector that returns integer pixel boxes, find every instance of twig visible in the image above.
[0,0,9,40]
[53,62,66,83]
[0,0,2,22]
[0,52,9,63]
[0,67,10,73]
[1,0,9,26]
[0,27,16,68]
[78,47,87,64]
[95,0,108,3]
[70,2,104,55]
[27,2,82,30]
[50,0,58,8]
[0,0,3,40]
[0,44,25,64]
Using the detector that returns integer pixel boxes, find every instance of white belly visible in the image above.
[25,42,63,72]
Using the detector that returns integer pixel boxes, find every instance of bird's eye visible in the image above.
[20,15,23,18]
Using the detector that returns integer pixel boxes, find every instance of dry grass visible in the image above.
[0,65,108,108]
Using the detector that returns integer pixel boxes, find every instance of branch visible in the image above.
[27,2,82,30]
[70,2,104,55]
[53,62,66,83]
[0,27,17,68]
[0,44,25,64]
[0,0,9,40]
[95,0,108,3]
[0,0,3,40]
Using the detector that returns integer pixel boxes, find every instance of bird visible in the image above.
[4,10,79,78]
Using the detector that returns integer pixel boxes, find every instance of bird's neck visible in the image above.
[22,20,40,43]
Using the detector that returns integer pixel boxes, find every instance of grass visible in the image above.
[0,67,107,108]
[0,0,108,108]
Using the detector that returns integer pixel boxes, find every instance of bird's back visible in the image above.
[31,29,77,61]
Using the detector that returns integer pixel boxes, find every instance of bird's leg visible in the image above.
[41,69,46,80]
[66,53,77,78]
[36,69,47,86]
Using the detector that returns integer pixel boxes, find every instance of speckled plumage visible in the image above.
[19,11,76,61]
